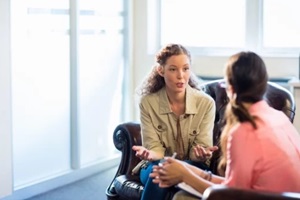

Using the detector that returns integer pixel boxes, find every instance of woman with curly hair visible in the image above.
[132,43,217,200]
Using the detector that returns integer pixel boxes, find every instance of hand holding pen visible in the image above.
[151,152,189,187]
[158,152,177,166]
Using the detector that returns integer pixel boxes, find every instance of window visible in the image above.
[11,0,71,187]
[78,0,124,165]
[10,0,125,191]
[161,0,245,48]
[263,0,300,48]
[151,0,300,56]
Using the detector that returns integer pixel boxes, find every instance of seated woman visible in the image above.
[151,51,300,200]
[132,43,218,200]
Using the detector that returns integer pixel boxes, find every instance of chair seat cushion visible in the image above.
[114,175,144,200]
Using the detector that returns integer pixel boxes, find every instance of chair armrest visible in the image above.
[106,122,143,199]
[113,122,142,176]
[202,185,300,200]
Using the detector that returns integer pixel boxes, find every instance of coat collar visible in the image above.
[159,85,198,115]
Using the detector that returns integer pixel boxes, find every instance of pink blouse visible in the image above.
[222,101,300,192]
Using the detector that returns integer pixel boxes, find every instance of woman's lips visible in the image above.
[176,83,184,88]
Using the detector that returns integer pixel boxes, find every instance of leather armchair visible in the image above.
[106,79,296,200]
[202,185,300,200]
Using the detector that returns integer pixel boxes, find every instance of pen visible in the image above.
[158,152,177,167]
[172,152,177,159]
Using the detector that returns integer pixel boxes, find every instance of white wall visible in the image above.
[0,0,13,198]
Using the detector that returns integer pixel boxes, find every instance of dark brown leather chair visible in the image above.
[106,79,296,200]
[202,185,300,200]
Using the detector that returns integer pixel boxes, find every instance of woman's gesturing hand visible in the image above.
[193,145,218,161]
[132,145,153,161]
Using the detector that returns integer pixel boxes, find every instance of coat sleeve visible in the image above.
[189,96,216,161]
[139,97,165,158]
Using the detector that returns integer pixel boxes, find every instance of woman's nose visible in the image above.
[177,70,183,78]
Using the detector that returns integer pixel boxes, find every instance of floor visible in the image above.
[25,166,118,200]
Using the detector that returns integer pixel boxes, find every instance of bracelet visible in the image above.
[204,170,212,181]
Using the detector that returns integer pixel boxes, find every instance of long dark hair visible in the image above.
[218,51,268,175]
[136,43,200,96]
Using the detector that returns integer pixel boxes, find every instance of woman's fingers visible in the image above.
[152,175,172,188]
[193,145,204,158]
[164,157,176,163]
[159,182,172,188]
[200,146,207,155]
[194,145,220,159]
[132,145,138,150]
[132,145,150,160]
[208,145,219,152]
[150,168,159,179]
[151,159,184,188]
[204,145,219,157]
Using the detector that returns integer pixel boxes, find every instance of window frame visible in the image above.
[148,0,300,57]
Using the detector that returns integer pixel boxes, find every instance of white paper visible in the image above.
[176,182,202,198]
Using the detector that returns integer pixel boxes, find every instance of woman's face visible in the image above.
[159,54,191,94]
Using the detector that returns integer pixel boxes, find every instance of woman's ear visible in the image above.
[157,66,164,77]
[226,85,236,100]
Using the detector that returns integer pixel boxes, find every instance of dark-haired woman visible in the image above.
[151,51,300,200]
[132,43,217,200]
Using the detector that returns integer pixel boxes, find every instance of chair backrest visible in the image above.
[202,185,300,200]
[200,79,296,174]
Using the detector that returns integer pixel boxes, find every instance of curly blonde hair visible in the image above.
[136,43,200,96]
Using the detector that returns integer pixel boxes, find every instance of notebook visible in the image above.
[176,182,202,198]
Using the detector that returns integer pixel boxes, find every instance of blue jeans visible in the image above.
[139,160,208,200]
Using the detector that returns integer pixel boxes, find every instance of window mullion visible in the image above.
[70,0,80,169]
[245,0,262,52]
